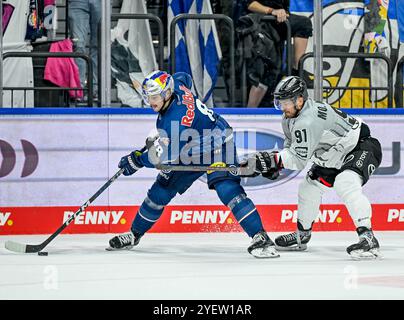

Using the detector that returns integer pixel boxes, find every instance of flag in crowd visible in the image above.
[168,0,222,107]
[111,0,158,107]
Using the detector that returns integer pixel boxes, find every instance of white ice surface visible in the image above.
[1,232,404,300]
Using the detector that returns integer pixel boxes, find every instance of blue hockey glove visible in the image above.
[118,150,144,176]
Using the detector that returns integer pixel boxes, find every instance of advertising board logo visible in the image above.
[0,140,39,178]
[234,129,300,190]
[0,212,13,227]
[63,210,126,225]
[387,209,404,222]
[281,209,342,224]
[170,210,232,224]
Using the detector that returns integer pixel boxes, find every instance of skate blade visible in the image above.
[275,243,307,251]
[349,248,383,260]
[250,246,280,259]
[105,246,134,251]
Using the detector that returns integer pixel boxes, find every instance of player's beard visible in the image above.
[284,109,297,118]
[285,103,303,118]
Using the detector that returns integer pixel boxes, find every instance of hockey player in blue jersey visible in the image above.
[108,70,279,258]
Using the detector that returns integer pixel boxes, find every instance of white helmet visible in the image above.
[142,70,174,105]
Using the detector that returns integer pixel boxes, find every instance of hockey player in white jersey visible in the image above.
[247,76,382,259]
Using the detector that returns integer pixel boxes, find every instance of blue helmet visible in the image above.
[142,70,174,105]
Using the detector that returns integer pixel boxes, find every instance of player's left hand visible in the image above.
[118,150,144,176]
[262,168,280,180]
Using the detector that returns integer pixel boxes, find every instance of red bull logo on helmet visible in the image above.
[151,71,169,89]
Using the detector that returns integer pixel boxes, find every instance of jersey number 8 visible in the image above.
[196,99,215,122]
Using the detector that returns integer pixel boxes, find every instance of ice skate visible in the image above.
[248,231,280,258]
[347,227,382,260]
[275,222,311,251]
[106,231,143,251]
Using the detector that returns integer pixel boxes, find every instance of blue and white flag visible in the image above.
[112,0,157,75]
[168,0,222,107]
[389,0,404,43]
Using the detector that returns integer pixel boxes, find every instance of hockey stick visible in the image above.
[5,146,147,254]
[156,161,256,176]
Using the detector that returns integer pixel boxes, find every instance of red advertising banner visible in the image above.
[1,204,403,235]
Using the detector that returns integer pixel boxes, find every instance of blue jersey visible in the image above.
[139,72,233,167]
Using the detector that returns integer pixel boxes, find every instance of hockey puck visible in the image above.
[38,252,48,256]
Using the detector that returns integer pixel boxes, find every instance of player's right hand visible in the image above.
[118,150,144,176]
[145,133,160,150]
[253,151,283,180]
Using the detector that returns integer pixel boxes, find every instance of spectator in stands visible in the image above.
[68,0,101,99]
[246,0,312,107]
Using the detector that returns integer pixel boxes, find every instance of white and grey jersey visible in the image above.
[279,99,362,170]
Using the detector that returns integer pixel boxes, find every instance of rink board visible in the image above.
[0,109,403,234]
[0,204,404,235]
